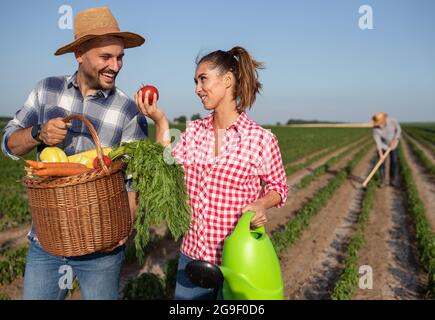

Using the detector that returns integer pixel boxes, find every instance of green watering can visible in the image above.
[186,211,284,300]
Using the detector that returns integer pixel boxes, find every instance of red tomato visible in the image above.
[93,155,112,169]
[138,85,159,105]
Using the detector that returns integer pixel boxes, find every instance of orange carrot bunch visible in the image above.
[25,160,90,177]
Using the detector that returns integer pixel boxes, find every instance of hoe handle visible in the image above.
[362,147,392,187]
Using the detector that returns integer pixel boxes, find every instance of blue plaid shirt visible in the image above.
[1,72,148,243]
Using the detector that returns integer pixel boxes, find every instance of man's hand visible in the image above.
[101,233,130,253]
[241,200,267,229]
[389,138,398,150]
[39,117,71,145]
[102,219,135,253]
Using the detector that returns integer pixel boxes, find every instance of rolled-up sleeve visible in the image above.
[372,130,382,151]
[259,134,288,208]
[2,85,41,160]
[171,129,187,165]
[393,119,401,140]
[1,121,21,160]
[171,121,197,167]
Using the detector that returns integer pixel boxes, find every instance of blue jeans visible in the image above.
[174,252,221,300]
[23,240,125,300]
[379,148,399,183]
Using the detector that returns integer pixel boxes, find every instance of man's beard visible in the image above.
[82,66,117,91]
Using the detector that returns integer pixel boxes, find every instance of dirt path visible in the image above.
[404,133,435,165]
[265,141,369,233]
[120,233,180,291]
[401,137,435,230]
[0,223,30,251]
[353,185,427,300]
[0,279,24,300]
[285,145,336,168]
[278,148,374,299]
[285,147,329,167]
[284,134,369,169]
[285,137,368,188]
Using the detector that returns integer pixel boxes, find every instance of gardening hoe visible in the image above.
[362,146,392,188]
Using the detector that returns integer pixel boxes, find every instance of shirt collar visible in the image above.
[201,112,214,129]
[201,111,250,136]
[66,71,112,99]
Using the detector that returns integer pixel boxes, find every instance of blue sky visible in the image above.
[1,0,434,124]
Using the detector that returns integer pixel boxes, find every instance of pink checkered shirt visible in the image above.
[171,112,288,264]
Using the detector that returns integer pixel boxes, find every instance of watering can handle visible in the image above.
[236,211,266,235]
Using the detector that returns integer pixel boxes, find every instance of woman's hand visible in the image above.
[241,200,267,229]
[134,90,165,124]
[134,90,170,146]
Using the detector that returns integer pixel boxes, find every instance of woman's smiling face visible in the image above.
[194,61,230,110]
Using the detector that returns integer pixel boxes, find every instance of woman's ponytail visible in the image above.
[228,47,264,112]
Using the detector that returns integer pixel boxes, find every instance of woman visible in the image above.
[135,46,288,299]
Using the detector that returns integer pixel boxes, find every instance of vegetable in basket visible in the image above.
[40,147,68,162]
[68,147,112,168]
[24,160,90,176]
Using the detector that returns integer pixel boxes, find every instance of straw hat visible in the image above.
[372,112,388,127]
[55,7,145,56]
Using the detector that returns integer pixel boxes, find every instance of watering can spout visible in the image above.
[219,266,235,284]
[220,266,257,300]
[220,266,284,300]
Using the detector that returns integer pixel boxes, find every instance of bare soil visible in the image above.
[278,148,374,299]
[401,137,435,231]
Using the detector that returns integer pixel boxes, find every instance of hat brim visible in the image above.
[372,119,386,127]
[55,31,145,56]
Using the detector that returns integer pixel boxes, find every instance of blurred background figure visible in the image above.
[372,112,402,188]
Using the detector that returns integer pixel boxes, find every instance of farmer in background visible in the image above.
[1,7,147,299]
[136,46,289,299]
[372,112,401,188]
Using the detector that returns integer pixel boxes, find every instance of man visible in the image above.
[372,112,401,188]
[1,7,146,299]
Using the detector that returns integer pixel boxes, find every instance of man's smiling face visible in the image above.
[75,36,125,91]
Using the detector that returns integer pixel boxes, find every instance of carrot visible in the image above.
[38,162,88,169]
[34,166,90,177]
[25,160,44,169]
[25,161,87,170]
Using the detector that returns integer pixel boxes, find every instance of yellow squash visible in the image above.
[40,147,69,162]
[67,147,112,168]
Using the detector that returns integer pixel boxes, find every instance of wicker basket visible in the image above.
[22,114,132,257]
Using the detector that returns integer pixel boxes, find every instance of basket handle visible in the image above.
[63,114,110,174]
